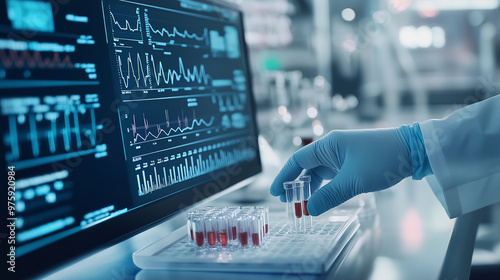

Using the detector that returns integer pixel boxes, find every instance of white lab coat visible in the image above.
[420,95,500,218]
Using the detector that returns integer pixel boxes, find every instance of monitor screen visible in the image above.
[0,0,261,277]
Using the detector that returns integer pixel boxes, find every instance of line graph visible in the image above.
[109,6,143,42]
[144,11,209,47]
[150,55,210,87]
[131,110,215,145]
[117,52,150,89]
[148,23,208,42]
[0,49,73,69]
[110,10,140,32]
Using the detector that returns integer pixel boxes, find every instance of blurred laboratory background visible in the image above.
[225,0,500,279]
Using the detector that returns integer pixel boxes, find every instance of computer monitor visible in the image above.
[0,0,261,277]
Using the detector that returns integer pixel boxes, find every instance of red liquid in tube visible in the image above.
[190,229,194,240]
[239,232,248,247]
[303,200,309,216]
[232,226,237,240]
[195,232,204,247]
[252,233,260,246]
[207,231,216,246]
[219,232,228,246]
[295,202,302,218]
[265,224,269,233]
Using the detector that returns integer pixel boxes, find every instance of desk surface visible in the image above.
[42,175,455,280]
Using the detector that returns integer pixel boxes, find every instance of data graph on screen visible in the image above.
[148,23,208,43]
[109,5,144,43]
[116,92,253,197]
[0,38,98,88]
[107,0,243,94]
[104,0,257,201]
[150,55,210,88]
[130,110,215,145]
[1,95,108,170]
[117,52,150,89]
[136,139,255,196]
[0,50,73,69]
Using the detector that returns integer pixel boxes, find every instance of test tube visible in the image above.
[250,215,261,247]
[236,214,250,248]
[186,212,195,243]
[299,175,312,230]
[252,209,265,241]
[283,182,295,230]
[293,180,305,231]
[226,210,238,244]
[192,214,205,248]
[256,206,269,236]
[216,213,229,247]
[205,214,219,247]
[225,206,240,238]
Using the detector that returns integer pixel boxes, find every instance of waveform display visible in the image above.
[0,38,97,86]
[0,49,73,69]
[131,110,214,144]
[1,95,108,169]
[110,10,140,32]
[148,23,207,41]
[117,52,150,89]
[136,143,255,196]
[150,55,210,87]
[144,10,208,48]
[109,6,143,42]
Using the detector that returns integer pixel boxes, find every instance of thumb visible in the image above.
[307,170,357,216]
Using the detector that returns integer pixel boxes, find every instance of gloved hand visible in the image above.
[270,123,432,216]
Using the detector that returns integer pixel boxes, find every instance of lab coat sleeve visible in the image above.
[420,95,500,218]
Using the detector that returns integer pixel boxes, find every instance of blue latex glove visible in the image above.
[270,123,432,216]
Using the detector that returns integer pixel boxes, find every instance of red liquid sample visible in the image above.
[207,231,216,246]
[195,232,204,247]
[303,200,309,216]
[219,232,228,246]
[265,224,269,233]
[232,226,237,240]
[190,229,194,240]
[295,202,303,218]
[252,233,260,246]
[239,232,248,247]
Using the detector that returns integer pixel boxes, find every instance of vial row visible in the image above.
[283,175,313,232]
[186,206,269,249]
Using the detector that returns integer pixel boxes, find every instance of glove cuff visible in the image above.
[400,123,433,180]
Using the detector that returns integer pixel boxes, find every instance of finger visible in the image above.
[270,155,302,197]
[304,169,326,194]
[270,142,322,196]
[280,193,286,203]
[307,171,356,216]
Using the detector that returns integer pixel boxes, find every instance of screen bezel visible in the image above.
[13,1,262,277]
